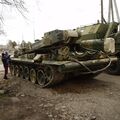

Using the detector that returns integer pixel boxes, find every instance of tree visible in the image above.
[7,40,13,48]
[0,0,27,18]
[7,40,17,49]
[0,0,27,35]
[20,40,26,48]
[12,41,17,48]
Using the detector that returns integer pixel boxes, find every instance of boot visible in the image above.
[3,76,8,79]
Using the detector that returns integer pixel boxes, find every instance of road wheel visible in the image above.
[37,66,62,87]
[45,66,53,81]
[14,65,19,77]
[30,69,36,83]
[19,66,24,78]
[37,69,46,87]
[9,64,14,76]
[24,67,29,80]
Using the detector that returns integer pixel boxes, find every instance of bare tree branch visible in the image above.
[12,0,28,19]
[0,0,28,18]
[0,15,4,23]
[0,0,28,35]
[0,0,12,5]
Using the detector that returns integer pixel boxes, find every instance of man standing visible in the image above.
[1,52,10,79]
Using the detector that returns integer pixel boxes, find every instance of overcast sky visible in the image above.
[0,0,120,45]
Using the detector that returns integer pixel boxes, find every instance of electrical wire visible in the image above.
[70,45,112,74]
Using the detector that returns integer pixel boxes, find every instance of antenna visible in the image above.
[101,0,107,23]
[113,0,120,23]
[101,0,104,23]
[108,0,120,30]
[108,0,120,23]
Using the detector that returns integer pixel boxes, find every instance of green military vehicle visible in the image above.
[10,0,120,87]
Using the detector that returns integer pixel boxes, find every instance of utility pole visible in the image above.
[33,26,35,41]
[22,32,24,41]
[33,19,36,41]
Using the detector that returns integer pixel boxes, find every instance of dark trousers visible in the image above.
[4,65,8,79]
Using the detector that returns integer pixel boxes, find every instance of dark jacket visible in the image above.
[1,53,10,67]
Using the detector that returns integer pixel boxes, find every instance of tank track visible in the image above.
[10,57,118,87]
[10,61,65,88]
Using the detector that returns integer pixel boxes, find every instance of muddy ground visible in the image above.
[0,65,120,120]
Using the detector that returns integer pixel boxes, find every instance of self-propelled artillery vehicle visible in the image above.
[10,0,120,87]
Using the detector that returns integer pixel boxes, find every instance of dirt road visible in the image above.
[0,64,3,71]
[0,69,120,120]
